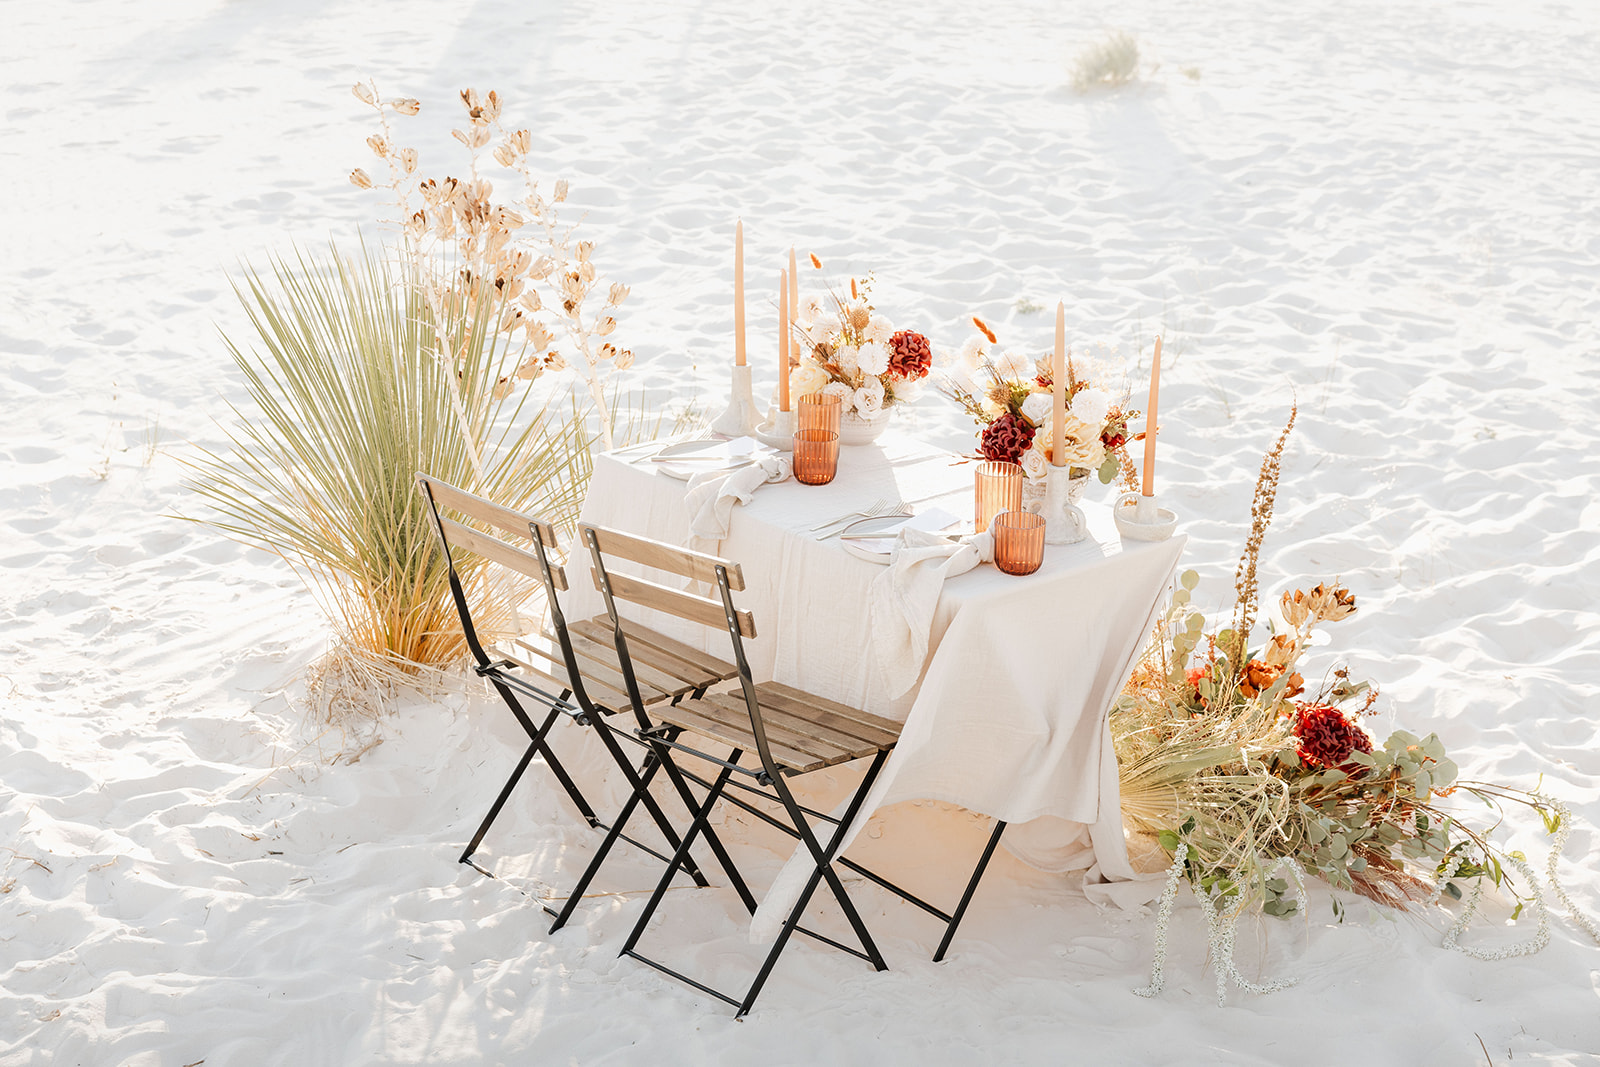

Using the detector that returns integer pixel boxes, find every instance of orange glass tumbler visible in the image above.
[993,511,1046,575]
[974,460,1023,532]
[793,429,840,486]
[796,392,842,436]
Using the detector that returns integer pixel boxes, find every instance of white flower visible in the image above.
[821,380,855,411]
[1069,386,1112,429]
[1020,445,1049,480]
[958,336,986,373]
[854,377,885,416]
[863,314,894,345]
[1020,392,1054,428]
[858,341,890,376]
[835,344,861,378]
[797,293,827,327]
[789,360,830,398]
[996,350,1033,381]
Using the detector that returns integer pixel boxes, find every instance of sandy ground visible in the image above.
[4,1,1600,1063]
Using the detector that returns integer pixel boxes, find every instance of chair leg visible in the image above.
[736,751,891,1017]
[548,748,672,933]
[460,703,571,866]
[933,819,1007,963]
[620,754,743,961]
[588,717,713,889]
[644,736,759,914]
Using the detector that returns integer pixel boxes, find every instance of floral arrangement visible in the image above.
[943,317,1134,483]
[788,270,932,420]
[351,83,632,451]
[1116,406,1598,1003]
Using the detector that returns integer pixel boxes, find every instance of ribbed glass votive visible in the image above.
[993,510,1046,575]
[796,392,842,436]
[793,429,840,486]
[974,460,1023,532]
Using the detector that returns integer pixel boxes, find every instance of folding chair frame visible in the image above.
[416,475,718,925]
[580,529,902,1017]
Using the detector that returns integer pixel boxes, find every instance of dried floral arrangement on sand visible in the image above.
[1114,407,1600,1003]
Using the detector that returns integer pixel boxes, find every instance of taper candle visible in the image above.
[778,268,790,412]
[1052,301,1066,467]
[1142,336,1162,496]
[734,220,746,367]
[788,246,799,329]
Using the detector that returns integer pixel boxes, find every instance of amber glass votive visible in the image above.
[797,392,842,436]
[974,460,1023,532]
[793,429,840,486]
[993,511,1046,575]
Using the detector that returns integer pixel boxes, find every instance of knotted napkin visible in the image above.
[868,524,995,698]
[683,454,791,551]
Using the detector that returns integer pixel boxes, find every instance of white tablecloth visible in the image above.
[569,433,1186,929]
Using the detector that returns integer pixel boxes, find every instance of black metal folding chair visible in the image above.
[566,522,914,1015]
[415,474,743,930]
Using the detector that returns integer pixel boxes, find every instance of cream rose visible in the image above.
[1020,392,1053,428]
[1020,444,1050,480]
[854,377,885,416]
[789,360,830,398]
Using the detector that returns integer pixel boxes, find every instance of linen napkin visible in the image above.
[868,523,995,698]
[683,453,791,551]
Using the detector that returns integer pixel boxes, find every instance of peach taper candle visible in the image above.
[734,220,746,367]
[1052,301,1066,467]
[1141,336,1162,497]
[778,268,790,412]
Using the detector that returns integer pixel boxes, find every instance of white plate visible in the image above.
[835,509,961,564]
[656,457,757,481]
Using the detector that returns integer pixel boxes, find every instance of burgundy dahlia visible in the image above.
[979,412,1036,464]
[888,329,932,380]
[1292,703,1374,769]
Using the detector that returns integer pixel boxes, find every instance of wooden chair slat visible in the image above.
[758,681,903,738]
[695,693,857,765]
[499,651,629,713]
[598,571,757,639]
[563,631,700,698]
[514,638,668,707]
[570,618,736,687]
[574,617,739,681]
[657,700,826,774]
[579,523,745,591]
[751,687,901,750]
[439,518,567,592]
[417,473,558,547]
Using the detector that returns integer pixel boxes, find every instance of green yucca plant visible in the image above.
[184,239,593,677]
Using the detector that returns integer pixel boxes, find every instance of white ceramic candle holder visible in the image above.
[708,364,758,438]
[1042,465,1089,544]
[753,405,795,450]
[1114,490,1179,542]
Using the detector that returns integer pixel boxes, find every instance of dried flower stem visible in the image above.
[1228,403,1297,665]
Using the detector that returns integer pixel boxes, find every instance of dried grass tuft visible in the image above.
[1072,32,1141,93]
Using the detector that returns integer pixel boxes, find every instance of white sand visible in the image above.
[5,1,1600,1062]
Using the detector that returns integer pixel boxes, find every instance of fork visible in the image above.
[815,499,910,539]
[810,497,890,533]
